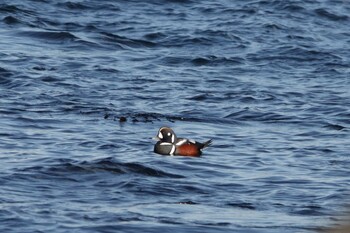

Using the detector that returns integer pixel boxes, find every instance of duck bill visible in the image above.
[152,136,161,141]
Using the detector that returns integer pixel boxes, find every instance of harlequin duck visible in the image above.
[153,127,212,157]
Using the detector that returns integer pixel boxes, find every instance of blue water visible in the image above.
[1,0,350,232]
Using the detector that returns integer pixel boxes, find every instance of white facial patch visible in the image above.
[168,132,171,136]
[158,131,163,139]
[171,134,175,143]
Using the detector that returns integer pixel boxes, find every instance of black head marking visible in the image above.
[156,127,177,143]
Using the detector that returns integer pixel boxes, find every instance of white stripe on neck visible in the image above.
[176,139,187,146]
[160,142,172,146]
[170,145,175,155]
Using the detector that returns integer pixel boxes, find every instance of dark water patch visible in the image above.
[100,32,156,49]
[78,224,257,233]
[84,24,99,32]
[91,158,184,178]
[291,205,326,216]
[61,22,87,31]
[0,67,13,84]
[9,158,184,189]
[191,57,211,66]
[335,112,350,125]
[323,123,346,131]
[282,4,305,12]
[103,111,241,125]
[315,8,348,21]
[0,4,33,14]
[224,109,293,123]
[1,76,33,89]
[247,46,342,65]
[191,56,244,66]
[68,38,105,51]
[183,37,213,46]
[0,66,11,74]
[159,56,186,66]
[104,112,176,122]
[97,144,119,150]
[18,157,184,179]
[93,65,120,73]
[164,0,194,3]
[32,66,46,71]
[60,105,114,117]
[17,30,78,42]
[227,202,256,210]
[143,32,167,41]
[12,116,62,129]
[263,23,284,30]
[56,1,93,10]
[176,200,197,205]
[160,55,244,67]
[2,15,20,24]
[286,34,317,43]
[186,93,211,101]
[215,7,257,15]
[154,34,214,48]
[200,29,245,43]
[248,1,306,15]
[39,75,59,83]
[0,132,13,138]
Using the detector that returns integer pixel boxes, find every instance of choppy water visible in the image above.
[1,0,350,232]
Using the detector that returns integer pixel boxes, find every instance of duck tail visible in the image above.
[202,139,212,149]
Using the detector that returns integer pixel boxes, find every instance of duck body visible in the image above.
[153,127,212,157]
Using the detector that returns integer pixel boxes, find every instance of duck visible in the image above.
[153,127,212,157]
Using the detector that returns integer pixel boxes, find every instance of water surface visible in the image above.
[1,0,350,232]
